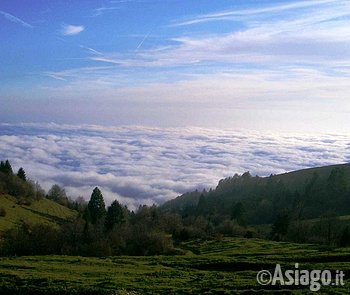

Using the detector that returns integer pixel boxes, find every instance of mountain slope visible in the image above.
[161,163,350,224]
[273,163,350,189]
[0,194,77,231]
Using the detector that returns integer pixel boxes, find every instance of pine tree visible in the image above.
[270,214,290,241]
[0,160,13,174]
[17,168,26,181]
[231,202,246,226]
[4,160,13,174]
[105,200,124,231]
[88,187,106,224]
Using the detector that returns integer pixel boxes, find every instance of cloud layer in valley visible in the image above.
[0,123,349,209]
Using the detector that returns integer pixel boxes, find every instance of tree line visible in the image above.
[1,159,350,256]
[162,167,350,247]
[0,160,250,256]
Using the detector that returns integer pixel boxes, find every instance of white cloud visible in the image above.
[171,0,338,26]
[31,0,350,134]
[0,10,33,28]
[88,0,350,68]
[0,123,349,210]
[8,66,350,133]
[91,6,120,17]
[62,24,85,36]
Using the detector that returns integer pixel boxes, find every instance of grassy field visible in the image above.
[0,195,77,231]
[273,163,350,190]
[0,237,349,294]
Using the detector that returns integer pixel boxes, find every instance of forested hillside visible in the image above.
[162,163,350,223]
[2,159,350,257]
[162,163,350,245]
[0,160,77,231]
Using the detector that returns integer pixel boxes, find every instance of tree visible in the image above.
[105,200,125,231]
[196,194,208,215]
[241,171,252,181]
[47,184,68,206]
[1,222,61,256]
[339,226,350,247]
[231,202,246,226]
[31,181,45,200]
[88,187,106,224]
[17,168,26,181]
[327,168,347,196]
[74,196,87,213]
[0,160,13,174]
[319,213,339,246]
[270,213,290,241]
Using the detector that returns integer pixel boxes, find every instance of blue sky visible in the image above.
[1,0,350,132]
[1,1,350,204]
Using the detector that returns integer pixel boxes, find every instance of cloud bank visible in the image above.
[0,123,349,209]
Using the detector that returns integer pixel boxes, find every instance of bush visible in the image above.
[17,197,32,206]
[216,219,246,237]
[126,225,175,255]
[0,167,39,201]
[0,222,62,256]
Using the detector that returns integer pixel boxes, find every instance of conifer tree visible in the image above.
[17,167,26,181]
[105,200,124,231]
[88,187,106,224]
[0,160,13,174]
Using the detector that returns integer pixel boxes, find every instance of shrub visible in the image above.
[216,219,246,237]
[17,197,32,206]
[1,222,61,256]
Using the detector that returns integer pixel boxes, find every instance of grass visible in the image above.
[0,195,77,231]
[0,237,350,294]
[273,163,350,190]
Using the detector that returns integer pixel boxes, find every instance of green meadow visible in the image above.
[0,237,349,294]
[0,195,77,232]
[2,163,350,294]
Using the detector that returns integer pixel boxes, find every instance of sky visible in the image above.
[1,1,350,206]
[1,0,350,132]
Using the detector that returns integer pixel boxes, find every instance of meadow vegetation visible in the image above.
[1,238,350,294]
[1,159,350,293]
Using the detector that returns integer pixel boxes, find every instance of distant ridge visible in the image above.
[161,163,350,224]
[269,163,350,191]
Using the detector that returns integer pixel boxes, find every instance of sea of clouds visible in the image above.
[0,123,349,209]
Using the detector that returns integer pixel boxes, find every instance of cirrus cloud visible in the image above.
[0,10,33,28]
